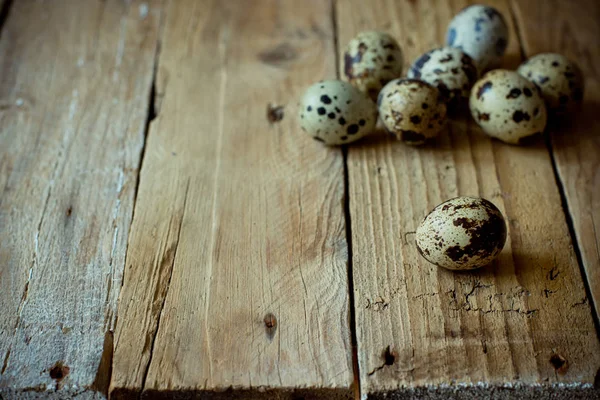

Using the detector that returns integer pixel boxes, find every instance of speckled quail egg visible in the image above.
[470,70,547,144]
[343,31,404,101]
[517,53,584,116]
[298,80,377,145]
[446,5,509,72]
[408,47,479,109]
[416,197,507,270]
[377,79,447,145]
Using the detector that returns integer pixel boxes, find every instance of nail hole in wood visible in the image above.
[264,313,277,341]
[384,345,396,366]
[550,353,568,374]
[267,104,284,123]
[49,362,70,381]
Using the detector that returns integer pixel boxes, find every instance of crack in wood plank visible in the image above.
[140,178,191,394]
[2,145,54,375]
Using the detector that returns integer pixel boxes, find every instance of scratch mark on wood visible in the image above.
[113,17,127,82]
[106,168,125,330]
[548,266,560,281]
[8,178,53,363]
[572,297,588,308]
[200,21,230,386]
[1,349,10,374]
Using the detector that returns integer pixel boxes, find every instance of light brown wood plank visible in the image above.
[0,0,160,397]
[337,0,600,398]
[511,0,600,322]
[110,1,354,398]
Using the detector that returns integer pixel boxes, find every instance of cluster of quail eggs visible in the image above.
[297,4,585,270]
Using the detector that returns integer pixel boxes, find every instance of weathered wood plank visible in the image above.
[511,0,600,321]
[0,0,160,397]
[337,0,600,398]
[110,0,354,398]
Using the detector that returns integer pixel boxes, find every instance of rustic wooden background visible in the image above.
[0,0,598,399]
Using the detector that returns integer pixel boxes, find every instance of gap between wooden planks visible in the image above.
[338,0,600,398]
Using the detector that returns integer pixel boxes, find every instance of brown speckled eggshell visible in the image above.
[517,53,584,116]
[407,47,479,110]
[377,79,447,145]
[469,70,547,144]
[416,197,507,270]
[343,31,404,101]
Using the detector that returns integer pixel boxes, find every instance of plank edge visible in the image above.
[367,382,599,400]
[110,387,354,400]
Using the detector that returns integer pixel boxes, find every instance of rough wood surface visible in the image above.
[0,0,160,398]
[337,0,600,398]
[110,0,354,398]
[511,0,600,322]
[1,0,599,398]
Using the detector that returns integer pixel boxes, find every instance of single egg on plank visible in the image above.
[377,78,447,145]
[446,4,508,73]
[470,69,547,144]
[408,46,479,110]
[517,53,584,116]
[298,80,377,145]
[343,31,404,101]
[416,196,507,271]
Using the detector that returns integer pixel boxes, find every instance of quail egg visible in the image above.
[416,196,507,270]
[377,79,447,145]
[470,70,547,144]
[343,31,404,101]
[408,47,479,109]
[446,4,509,72]
[517,53,584,116]
[299,80,377,145]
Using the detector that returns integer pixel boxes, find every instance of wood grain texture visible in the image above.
[511,0,600,321]
[110,0,354,398]
[0,0,160,398]
[337,0,600,398]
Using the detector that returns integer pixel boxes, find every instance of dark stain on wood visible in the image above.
[259,42,297,66]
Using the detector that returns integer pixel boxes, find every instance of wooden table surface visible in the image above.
[0,0,598,399]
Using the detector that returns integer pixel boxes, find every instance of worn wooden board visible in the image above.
[110,0,354,398]
[511,0,600,322]
[0,0,160,397]
[338,0,600,398]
